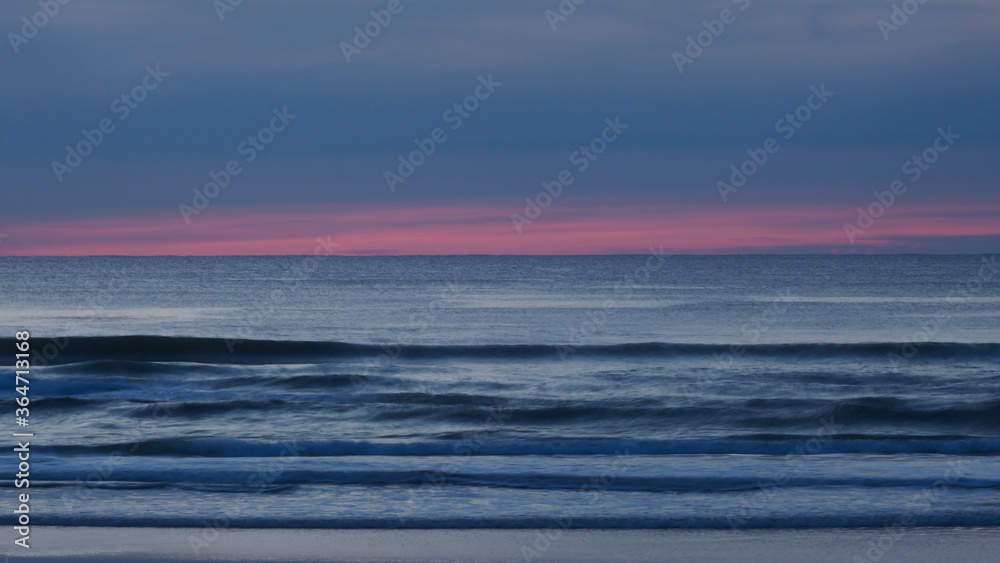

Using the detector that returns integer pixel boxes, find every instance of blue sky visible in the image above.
[1,0,998,254]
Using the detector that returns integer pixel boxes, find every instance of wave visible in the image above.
[9,514,1000,529]
[33,392,1000,434]
[16,473,1000,493]
[370,397,1000,429]
[10,336,1000,365]
[37,436,1000,457]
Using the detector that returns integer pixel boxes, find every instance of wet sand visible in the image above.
[3,526,1000,562]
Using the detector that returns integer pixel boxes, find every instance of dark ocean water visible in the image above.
[1,255,998,528]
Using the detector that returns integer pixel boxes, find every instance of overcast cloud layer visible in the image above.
[1,0,998,253]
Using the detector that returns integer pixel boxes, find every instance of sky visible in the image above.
[0,0,998,255]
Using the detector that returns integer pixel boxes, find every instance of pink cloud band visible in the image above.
[2,201,997,255]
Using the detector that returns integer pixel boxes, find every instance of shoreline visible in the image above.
[3,526,999,562]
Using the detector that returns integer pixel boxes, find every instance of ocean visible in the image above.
[1,255,998,530]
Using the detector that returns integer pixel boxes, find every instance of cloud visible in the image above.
[1,0,998,253]
[2,201,997,256]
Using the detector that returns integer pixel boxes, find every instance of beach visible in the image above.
[5,526,1000,562]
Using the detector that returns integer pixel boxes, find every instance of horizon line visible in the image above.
[2,252,995,258]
